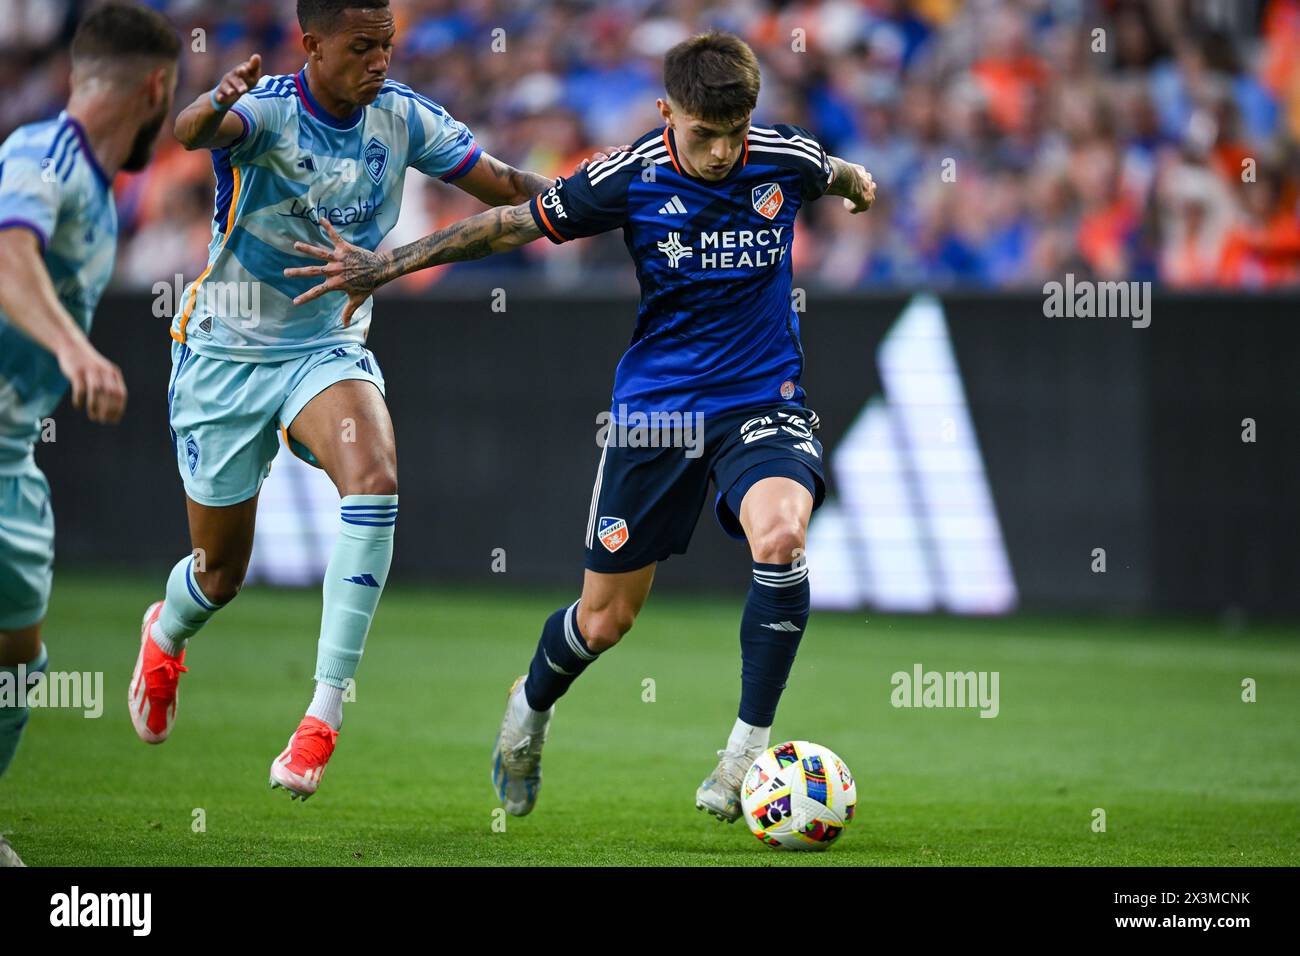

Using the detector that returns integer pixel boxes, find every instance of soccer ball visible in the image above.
[740,740,856,850]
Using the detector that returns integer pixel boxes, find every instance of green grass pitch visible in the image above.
[3,574,1297,866]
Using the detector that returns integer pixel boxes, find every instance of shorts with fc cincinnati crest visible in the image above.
[583,403,826,573]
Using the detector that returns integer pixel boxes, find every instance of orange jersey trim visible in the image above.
[172,165,242,344]
[534,198,564,243]
[662,128,683,175]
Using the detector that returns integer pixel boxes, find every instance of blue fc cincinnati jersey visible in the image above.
[170,68,481,361]
[527,123,833,420]
[0,112,118,468]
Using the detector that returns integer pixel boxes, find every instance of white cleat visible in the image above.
[696,745,765,823]
[0,836,25,867]
[490,676,552,817]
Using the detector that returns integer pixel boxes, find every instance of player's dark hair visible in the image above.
[297,0,390,34]
[663,31,761,124]
[70,2,180,63]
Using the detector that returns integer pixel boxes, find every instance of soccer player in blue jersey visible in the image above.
[288,31,876,821]
[128,0,614,801]
[0,2,179,865]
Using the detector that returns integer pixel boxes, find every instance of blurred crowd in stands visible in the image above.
[2,0,1298,290]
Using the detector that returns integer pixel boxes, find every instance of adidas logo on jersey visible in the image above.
[657,195,688,215]
[793,440,819,458]
[297,156,316,172]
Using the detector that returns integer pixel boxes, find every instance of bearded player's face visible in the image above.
[122,64,176,173]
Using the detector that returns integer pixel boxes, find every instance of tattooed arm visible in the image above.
[449,143,631,205]
[283,204,543,324]
[450,146,629,205]
[451,152,553,205]
[826,156,877,213]
[386,202,543,270]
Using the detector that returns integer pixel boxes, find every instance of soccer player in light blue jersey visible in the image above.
[128,0,611,801]
[0,2,179,867]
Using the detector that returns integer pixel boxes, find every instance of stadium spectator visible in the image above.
[1,0,1295,291]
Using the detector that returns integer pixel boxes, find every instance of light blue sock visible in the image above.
[312,495,397,709]
[155,554,225,652]
[0,644,48,780]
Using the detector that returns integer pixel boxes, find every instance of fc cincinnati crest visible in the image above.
[752,182,784,220]
[363,137,389,184]
[185,435,200,475]
[597,516,629,553]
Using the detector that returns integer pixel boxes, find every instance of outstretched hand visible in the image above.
[213,54,262,109]
[283,220,391,327]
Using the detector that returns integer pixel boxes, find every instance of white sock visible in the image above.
[726,718,771,754]
[510,682,550,731]
[305,681,345,730]
[149,620,186,657]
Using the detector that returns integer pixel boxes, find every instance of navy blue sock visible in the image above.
[738,558,810,726]
[523,601,599,711]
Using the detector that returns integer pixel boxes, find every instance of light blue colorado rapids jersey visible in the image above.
[0,113,118,467]
[170,69,481,361]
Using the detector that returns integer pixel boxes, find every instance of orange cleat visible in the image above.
[269,716,339,800]
[128,601,188,744]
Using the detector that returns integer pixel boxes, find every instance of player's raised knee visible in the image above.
[749,522,805,566]
[578,603,637,653]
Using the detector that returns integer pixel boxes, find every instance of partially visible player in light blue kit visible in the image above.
[0,2,179,867]
[129,0,613,801]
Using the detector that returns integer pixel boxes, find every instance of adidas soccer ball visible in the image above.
[740,740,856,850]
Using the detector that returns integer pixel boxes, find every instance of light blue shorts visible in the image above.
[167,341,386,507]
[0,458,54,630]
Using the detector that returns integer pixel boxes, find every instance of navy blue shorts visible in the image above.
[583,404,826,573]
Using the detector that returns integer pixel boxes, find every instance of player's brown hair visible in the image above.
[70,2,180,63]
[663,31,761,124]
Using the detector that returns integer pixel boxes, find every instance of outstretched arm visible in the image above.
[174,54,262,151]
[283,203,544,324]
[450,152,553,206]
[826,156,877,213]
[451,146,630,205]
